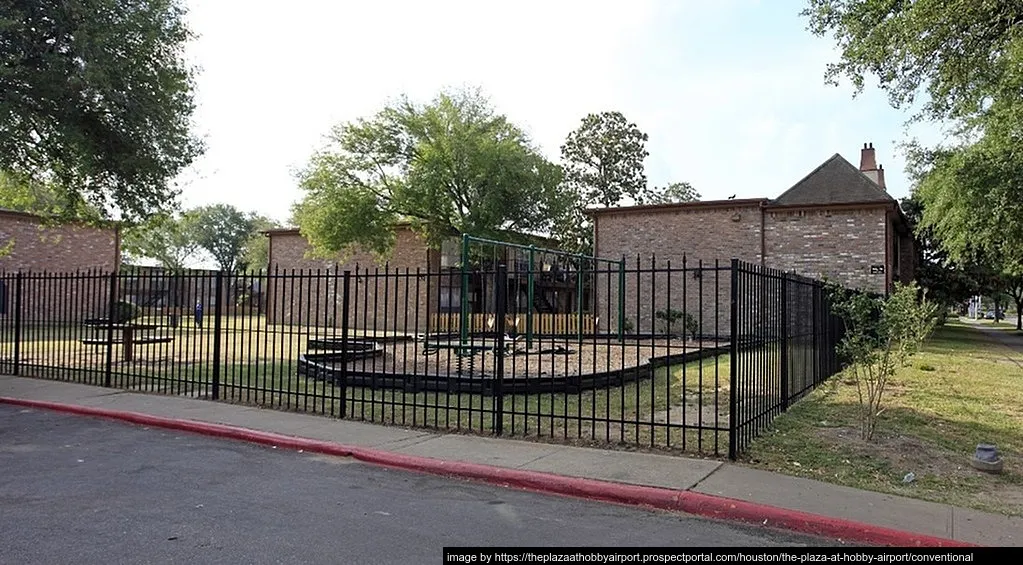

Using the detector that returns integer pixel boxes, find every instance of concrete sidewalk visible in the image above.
[2,374,1019,547]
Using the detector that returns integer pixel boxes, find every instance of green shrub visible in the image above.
[654,308,699,339]
[111,300,140,323]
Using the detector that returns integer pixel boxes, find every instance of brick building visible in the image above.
[265,225,442,331]
[591,143,915,335]
[0,208,120,322]
[265,225,588,334]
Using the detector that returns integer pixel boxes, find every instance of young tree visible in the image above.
[830,282,938,441]
[293,88,567,258]
[0,0,203,222]
[639,181,700,205]
[121,213,200,271]
[188,204,258,272]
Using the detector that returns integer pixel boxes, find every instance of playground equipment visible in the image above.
[450,234,625,350]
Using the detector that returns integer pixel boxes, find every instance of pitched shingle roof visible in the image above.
[772,154,894,206]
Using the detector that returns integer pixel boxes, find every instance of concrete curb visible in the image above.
[1,397,978,548]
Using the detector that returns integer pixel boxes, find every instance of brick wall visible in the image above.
[0,211,119,323]
[763,207,887,294]
[266,227,438,332]
[593,202,764,337]
[0,211,118,273]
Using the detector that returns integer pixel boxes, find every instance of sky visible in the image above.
[178,0,946,226]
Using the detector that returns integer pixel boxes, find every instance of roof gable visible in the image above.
[772,154,894,206]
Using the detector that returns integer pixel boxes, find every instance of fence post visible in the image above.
[780,274,789,410]
[339,270,351,418]
[617,258,626,342]
[812,282,819,385]
[728,259,739,461]
[211,271,224,400]
[460,234,470,348]
[494,263,507,436]
[526,245,534,348]
[13,272,23,376]
[104,271,117,388]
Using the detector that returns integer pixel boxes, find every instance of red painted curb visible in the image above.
[1,397,978,548]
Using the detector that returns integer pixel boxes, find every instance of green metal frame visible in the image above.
[457,234,625,347]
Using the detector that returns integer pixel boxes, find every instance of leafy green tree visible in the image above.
[240,215,281,272]
[640,181,700,205]
[121,213,199,271]
[0,0,203,222]
[908,133,1023,330]
[0,172,102,220]
[560,111,650,207]
[556,111,652,253]
[188,204,258,272]
[806,0,1023,329]
[899,194,995,315]
[293,88,566,258]
[0,171,106,257]
[802,0,1023,125]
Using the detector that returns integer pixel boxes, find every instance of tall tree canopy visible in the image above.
[908,134,1023,329]
[806,0,1023,329]
[0,0,203,222]
[560,111,650,207]
[899,193,997,311]
[188,204,257,272]
[556,111,654,254]
[640,181,700,205]
[0,171,101,220]
[121,212,199,271]
[803,0,1023,125]
[293,88,567,258]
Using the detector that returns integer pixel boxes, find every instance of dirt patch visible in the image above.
[816,426,1023,515]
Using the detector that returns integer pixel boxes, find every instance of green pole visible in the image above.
[460,233,470,347]
[617,259,625,342]
[526,245,535,348]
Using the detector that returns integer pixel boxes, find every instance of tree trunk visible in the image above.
[1012,284,1023,331]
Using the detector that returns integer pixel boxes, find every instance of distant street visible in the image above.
[0,405,825,564]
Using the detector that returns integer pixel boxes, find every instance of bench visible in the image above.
[79,322,173,361]
[81,336,174,346]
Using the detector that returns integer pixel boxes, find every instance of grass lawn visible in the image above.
[742,320,1023,517]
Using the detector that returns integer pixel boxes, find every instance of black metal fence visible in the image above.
[0,258,844,459]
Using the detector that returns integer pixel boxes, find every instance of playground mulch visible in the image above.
[342,337,725,379]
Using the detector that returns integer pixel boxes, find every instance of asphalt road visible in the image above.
[0,405,826,564]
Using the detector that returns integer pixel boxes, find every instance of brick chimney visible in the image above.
[859,142,886,190]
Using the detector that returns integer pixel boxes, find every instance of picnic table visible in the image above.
[81,320,173,362]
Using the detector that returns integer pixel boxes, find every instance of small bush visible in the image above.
[112,300,140,323]
[916,363,936,372]
[654,308,699,339]
[622,317,635,334]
